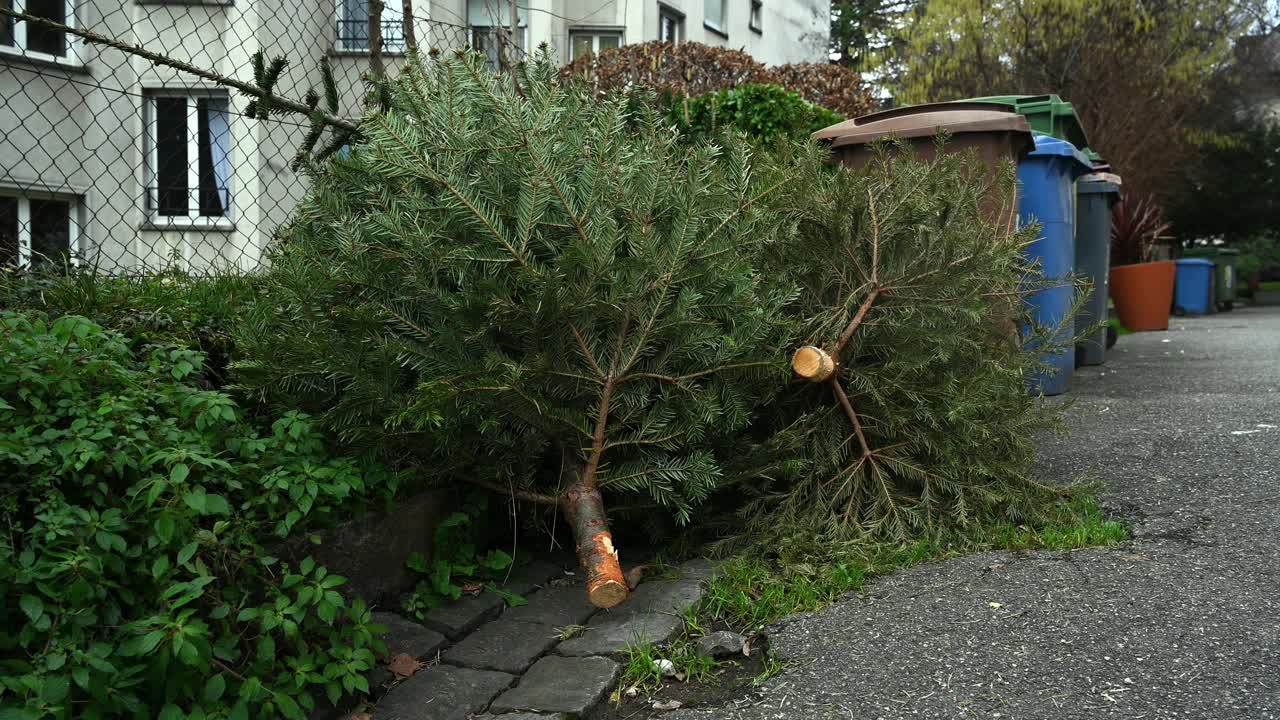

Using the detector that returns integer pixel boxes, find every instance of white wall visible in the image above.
[0,0,829,272]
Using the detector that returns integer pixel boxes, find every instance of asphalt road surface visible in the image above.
[671,305,1280,720]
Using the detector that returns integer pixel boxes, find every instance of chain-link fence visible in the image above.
[0,1,478,273]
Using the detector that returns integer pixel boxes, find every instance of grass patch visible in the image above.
[1259,280,1280,291]
[615,634,718,701]
[700,496,1128,633]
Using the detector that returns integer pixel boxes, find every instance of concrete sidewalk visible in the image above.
[670,306,1280,720]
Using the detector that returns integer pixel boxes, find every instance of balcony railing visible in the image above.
[336,19,407,52]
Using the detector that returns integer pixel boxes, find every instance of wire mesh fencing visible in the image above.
[0,1,475,274]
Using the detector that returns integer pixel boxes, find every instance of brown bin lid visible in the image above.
[813,101,1033,149]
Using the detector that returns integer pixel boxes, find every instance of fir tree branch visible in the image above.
[369,115,535,270]
[831,287,881,359]
[621,361,776,386]
[603,433,680,450]
[0,8,357,133]
[582,378,615,484]
[463,477,560,505]
[868,188,881,285]
[568,323,606,378]
[829,378,872,459]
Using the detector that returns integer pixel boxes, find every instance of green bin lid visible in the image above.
[960,94,1090,153]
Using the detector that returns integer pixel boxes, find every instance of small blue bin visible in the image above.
[1174,258,1215,315]
[1018,134,1092,396]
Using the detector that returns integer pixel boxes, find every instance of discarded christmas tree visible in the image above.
[234,51,812,607]
[726,142,1075,551]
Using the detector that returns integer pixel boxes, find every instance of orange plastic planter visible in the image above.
[1109,260,1175,331]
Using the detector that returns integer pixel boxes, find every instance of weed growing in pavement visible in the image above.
[554,624,588,641]
[754,651,790,685]
[615,628,721,703]
[617,639,665,696]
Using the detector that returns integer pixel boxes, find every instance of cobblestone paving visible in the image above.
[368,558,715,719]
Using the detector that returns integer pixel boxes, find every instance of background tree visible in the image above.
[829,0,917,89]
[895,0,1272,204]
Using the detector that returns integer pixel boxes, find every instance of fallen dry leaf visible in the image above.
[652,699,683,711]
[988,602,1004,609]
[462,582,484,594]
[625,564,650,590]
[387,653,421,679]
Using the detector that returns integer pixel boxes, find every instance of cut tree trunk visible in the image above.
[561,471,628,609]
[792,345,835,382]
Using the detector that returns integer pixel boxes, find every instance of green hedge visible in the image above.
[671,83,845,143]
[0,312,398,719]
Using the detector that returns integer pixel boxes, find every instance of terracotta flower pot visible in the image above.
[1109,260,1175,331]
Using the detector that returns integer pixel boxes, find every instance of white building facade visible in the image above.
[0,0,829,272]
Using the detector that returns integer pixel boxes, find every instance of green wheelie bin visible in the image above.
[1183,247,1239,311]
[957,95,1092,154]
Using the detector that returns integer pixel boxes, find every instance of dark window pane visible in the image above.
[339,0,369,49]
[0,197,17,267]
[28,198,70,268]
[25,0,66,57]
[471,28,500,68]
[155,97,188,216]
[1,0,15,48]
[196,98,229,217]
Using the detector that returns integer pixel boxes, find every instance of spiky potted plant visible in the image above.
[1109,195,1175,331]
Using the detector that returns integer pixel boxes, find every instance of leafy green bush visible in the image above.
[402,494,518,620]
[671,83,845,143]
[0,312,398,719]
[0,268,259,386]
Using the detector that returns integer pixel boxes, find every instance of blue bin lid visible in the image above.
[1176,258,1214,267]
[1028,133,1092,174]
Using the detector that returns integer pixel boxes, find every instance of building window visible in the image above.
[0,192,79,269]
[749,0,762,33]
[704,0,725,35]
[336,0,406,52]
[569,30,621,61]
[468,0,527,68]
[0,0,77,62]
[145,93,233,226]
[658,5,683,44]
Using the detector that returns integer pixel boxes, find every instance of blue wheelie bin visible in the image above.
[1019,133,1092,396]
[1173,258,1215,315]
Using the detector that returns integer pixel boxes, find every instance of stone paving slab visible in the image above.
[372,612,447,659]
[612,560,714,618]
[556,560,712,656]
[488,655,619,715]
[501,585,598,628]
[554,609,683,657]
[442,617,560,674]
[420,592,505,639]
[373,664,514,720]
[501,557,571,596]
